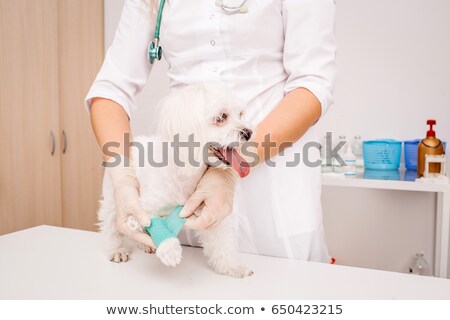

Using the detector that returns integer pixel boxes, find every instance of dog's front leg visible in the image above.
[196,216,253,278]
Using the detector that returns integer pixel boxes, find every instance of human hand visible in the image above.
[179,167,239,230]
[106,156,156,250]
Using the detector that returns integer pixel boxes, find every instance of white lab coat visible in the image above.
[86,0,337,262]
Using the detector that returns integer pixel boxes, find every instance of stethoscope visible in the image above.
[148,0,249,64]
[215,0,249,15]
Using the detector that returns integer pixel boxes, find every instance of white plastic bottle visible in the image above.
[343,141,357,177]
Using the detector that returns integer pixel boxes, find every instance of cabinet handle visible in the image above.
[62,130,67,154]
[50,131,55,156]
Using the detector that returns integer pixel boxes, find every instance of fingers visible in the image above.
[131,205,151,227]
[117,220,156,249]
[179,193,205,218]
[183,206,216,230]
[116,201,151,230]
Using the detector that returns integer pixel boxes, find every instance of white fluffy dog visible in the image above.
[98,84,254,277]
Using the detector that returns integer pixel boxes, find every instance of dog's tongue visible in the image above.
[223,148,250,178]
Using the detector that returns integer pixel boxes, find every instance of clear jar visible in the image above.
[352,135,364,167]
[410,252,431,276]
[320,134,333,172]
[333,135,346,172]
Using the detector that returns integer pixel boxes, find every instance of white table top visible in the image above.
[1,226,449,299]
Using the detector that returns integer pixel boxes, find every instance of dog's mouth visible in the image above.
[209,146,250,178]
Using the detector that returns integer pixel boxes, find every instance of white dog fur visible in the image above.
[97,83,254,278]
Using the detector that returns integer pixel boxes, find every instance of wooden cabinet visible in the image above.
[57,0,104,231]
[0,0,62,234]
[0,0,104,235]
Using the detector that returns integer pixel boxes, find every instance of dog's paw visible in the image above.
[139,243,156,254]
[156,238,182,267]
[110,251,129,263]
[221,266,254,278]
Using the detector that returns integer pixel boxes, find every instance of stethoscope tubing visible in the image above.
[149,0,248,64]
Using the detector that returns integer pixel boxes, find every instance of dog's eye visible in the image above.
[213,113,229,125]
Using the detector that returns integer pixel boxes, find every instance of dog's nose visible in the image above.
[240,128,253,141]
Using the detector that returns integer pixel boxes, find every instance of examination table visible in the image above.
[0,226,449,299]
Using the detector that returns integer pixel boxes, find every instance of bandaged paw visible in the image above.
[144,205,186,266]
[156,238,183,266]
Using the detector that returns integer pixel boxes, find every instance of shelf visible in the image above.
[321,169,450,278]
[322,172,450,193]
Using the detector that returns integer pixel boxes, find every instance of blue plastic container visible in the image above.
[404,139,421,170]
[363,169,400,181]
[404,139,447,170]
[363,139,402,170]
[404,169,418,182]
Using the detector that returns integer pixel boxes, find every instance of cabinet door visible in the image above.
[0,0,62,235]
[57,0,104,231]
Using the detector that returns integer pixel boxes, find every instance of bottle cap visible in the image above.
[426,119,436,137]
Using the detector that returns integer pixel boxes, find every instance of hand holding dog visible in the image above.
[180,167,239,230]
[106,156,156,251]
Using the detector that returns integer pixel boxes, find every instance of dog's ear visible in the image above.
[157,86,206,179]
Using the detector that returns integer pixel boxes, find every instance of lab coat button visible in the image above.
[210,40,216,46]
[213,67,218,72]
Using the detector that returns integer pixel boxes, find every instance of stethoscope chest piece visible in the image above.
[148,39,162,64]
[148,0,166,64]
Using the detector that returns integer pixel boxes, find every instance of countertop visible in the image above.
[1,226,449,299]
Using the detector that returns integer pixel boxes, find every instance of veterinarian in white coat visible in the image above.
[86,0,337,262]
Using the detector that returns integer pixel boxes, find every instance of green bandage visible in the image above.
[144,205,186,248]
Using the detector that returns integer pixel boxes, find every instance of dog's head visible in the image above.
[158,83,255,178]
